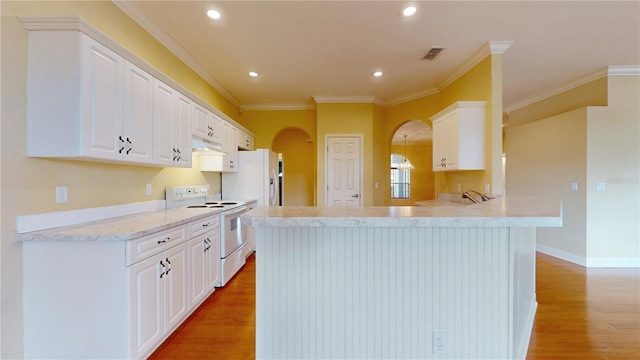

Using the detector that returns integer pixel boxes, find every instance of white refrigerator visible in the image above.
[222,149,279,257]
[222,148,280,207]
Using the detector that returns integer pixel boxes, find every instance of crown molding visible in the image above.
[241,103,317,111]
[608,65,640,76]
[437,40,513,92]
[112,1,241,108]
[504,68,609,113]
[313,95,383,106]
[384,88,440,107]
[489,41,514,54]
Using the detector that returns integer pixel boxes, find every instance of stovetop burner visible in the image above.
[165,185,246,210]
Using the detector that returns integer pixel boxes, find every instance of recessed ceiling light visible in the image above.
[373,71,383,77]
[402,6,417,17]
[206,9,222,20]
[249,71,259,77]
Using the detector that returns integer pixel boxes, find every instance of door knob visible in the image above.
[351,194,360,198]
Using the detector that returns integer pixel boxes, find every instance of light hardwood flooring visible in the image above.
[149,252,639,359]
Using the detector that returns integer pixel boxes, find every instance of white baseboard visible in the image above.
[515,298,538,360]
[586,257,640,268]
[16,200,166,233]
[536,244,586,266]
[537,244,640,268]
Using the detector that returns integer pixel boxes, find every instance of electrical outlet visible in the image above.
[146,184,152,196]
[571,182,579,191]
[596,182,606,192]
[56,186,68,203]
[484,183,491,194]
[456,183,461,192]
[433,332,447,354]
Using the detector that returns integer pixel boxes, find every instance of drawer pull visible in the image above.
[202,223,210,227]
[157,237,170,244]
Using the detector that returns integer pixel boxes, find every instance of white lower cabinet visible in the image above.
[129,242,189,359]
[187,215,221,309]
[22,217,221,360]
[188,229,220,309]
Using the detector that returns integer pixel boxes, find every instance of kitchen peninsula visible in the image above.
[242,196,562,360]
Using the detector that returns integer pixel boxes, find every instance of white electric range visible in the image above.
[165,185,249,287]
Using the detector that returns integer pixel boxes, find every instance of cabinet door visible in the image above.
[211,115,224,145]
[193,103,210,141]
[444,111,459,169]
[432,119,446,171]
[123,62,153,164]
[164,243,189,333]
[175,94,193,168]
[152,79,176,166]
[80,35,123,160]
[188,236,207,310]
[205,230,220,291]
[128,253,164,359]
[222,123,238,172]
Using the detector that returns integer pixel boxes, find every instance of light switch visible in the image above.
[571,182,578,191]
[596,182,606,192]
[146,184,152,196]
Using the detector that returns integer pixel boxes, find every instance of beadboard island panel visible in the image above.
[243,196,561,359]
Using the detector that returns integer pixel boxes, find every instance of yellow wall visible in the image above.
[507,77,608,127]
[316,103,378,205]
[505,73,639,266]
[437,56,497,195]
[1,2,238,357]
[506,108,588,260]
[390,143,435,205]
[272,128,316,206]
[586,74,639,264]
[238,109,316,149]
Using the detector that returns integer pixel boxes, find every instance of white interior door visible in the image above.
[326,135,362,206]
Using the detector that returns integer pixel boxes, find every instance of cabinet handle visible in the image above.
[202,223,210,228]
[157,237,169,244]
[165,257,171,275]
[160,260,165,278]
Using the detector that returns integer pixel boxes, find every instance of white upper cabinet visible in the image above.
[122,61,154,163]
[27,32,129,162]
[25,29,194,168]
[237,129,255,150]
[221,122,238,172]
[193,104,224,150]
[152,79,192,168]
[431,101,487,172]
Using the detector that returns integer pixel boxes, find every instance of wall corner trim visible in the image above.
[608,65,640,76]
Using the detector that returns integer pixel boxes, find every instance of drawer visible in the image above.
[189,215,220,238]
[126,225,188,266]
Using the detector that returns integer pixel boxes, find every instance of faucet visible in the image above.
[462,190,492,204]
[461,191,480,204]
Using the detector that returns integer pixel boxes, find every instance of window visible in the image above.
[390,154,411,199]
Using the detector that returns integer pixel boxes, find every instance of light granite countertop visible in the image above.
[242,196,562,228]
[16,207,224,242]
[414,199,470,207]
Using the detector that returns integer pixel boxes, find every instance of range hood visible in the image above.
[192,138,226,156]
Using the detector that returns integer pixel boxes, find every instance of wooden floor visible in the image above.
[149,252,639,359]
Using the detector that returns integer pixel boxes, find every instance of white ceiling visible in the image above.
[115,0,639,136]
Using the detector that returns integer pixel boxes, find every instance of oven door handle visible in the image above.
[224,206,247,216]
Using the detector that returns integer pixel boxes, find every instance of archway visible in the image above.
[390,120,434,205]
[272,128,316,206]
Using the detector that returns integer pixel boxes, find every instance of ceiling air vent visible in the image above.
[421,47,445,61]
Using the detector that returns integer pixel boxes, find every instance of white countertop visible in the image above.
[242,196,562,228]
[16,207,223,242]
